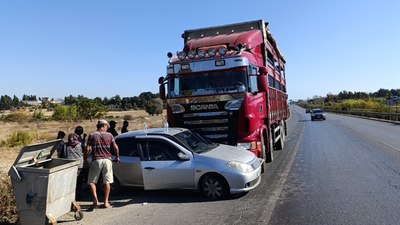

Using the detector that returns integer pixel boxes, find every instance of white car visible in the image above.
[109,127,263,200]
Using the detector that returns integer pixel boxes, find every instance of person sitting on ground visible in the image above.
[121,120,129,133]
[106,120,119,137]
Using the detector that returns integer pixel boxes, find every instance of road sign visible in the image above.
[393,96,398,101]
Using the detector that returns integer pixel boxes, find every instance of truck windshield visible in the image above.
[168,69,248,97]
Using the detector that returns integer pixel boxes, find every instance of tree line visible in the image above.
[0,92,160,110]
[0,92,164,121]
[298,88,399,112]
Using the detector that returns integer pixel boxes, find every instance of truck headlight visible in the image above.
[227,161,254,173]
[170,104,185,114]
[224,99,243,110]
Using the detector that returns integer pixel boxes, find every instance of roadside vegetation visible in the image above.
[296,88,400,121]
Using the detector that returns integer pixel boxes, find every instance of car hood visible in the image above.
[199,144,256,163]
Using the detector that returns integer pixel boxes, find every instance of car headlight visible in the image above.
[237,142,256,151]
[227,161,254,173]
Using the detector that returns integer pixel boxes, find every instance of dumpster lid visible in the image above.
[11,139,62,168]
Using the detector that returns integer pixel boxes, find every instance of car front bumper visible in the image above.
[223,165,263,194]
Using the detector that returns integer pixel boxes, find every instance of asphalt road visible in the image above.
[61,106,400,225]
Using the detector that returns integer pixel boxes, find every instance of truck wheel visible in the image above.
[264,133,273,163]
[275,125,285,151]
[200,175,228,200]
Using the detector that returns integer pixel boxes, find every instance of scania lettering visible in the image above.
[158,20,289,165]
[190,104,219,111]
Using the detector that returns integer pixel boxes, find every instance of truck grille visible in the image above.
[173,106,239,145]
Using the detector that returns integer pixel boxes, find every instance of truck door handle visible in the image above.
[144,167,155,170]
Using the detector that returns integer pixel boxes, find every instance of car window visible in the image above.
[140,140,181,161]
[116,138,140,157]
[313,109,323,113]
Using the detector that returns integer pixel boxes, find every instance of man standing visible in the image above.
[84,119,120,208]
[106,120,119,137]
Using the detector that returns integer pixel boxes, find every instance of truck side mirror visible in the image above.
[257,75,268,92]
[257,67,268,92]
[258,66,268,75]
[158,76,166,100]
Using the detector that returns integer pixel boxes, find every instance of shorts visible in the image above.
[87,158,114,185]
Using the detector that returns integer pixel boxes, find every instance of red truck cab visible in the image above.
[159,20,288,163]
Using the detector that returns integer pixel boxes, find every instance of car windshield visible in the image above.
[313,109,324,113]
[167,69,248,97]
[173,130,218,153]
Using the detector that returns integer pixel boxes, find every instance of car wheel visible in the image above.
[200,175,228,200]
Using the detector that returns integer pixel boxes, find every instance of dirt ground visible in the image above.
[0,110,166,174]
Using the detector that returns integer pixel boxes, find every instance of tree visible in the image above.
[52,105,78,121]
[76,97,107,120]
[0,95,12,110]
[145,98,164,116]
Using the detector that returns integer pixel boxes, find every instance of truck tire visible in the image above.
[265,132,274,163]
[275,125,285,151]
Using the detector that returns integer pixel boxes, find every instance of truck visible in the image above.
[158,20,288,163]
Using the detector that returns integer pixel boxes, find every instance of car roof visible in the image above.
[116,127,188,139]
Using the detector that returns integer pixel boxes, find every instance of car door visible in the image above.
[137,136,195,190]
[114,137,144,187]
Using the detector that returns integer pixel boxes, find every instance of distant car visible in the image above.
[108,127,263,200]
[305,109,311,113]
[311,108,326,121]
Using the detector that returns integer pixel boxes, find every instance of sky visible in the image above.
[0,0,399,100]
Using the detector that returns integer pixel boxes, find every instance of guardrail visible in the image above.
[327,110,400,123]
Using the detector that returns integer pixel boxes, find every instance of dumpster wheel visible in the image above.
[74,211,84,220]
[71,201,83,220]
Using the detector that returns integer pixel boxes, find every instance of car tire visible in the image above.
[200,175,229,200]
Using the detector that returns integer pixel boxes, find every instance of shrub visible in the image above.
[3,112,31,123]
[52,105,78,121]
[0,175,18,224]
[32,110,46,120]
[123,115,134,121]
[5,131,32,147]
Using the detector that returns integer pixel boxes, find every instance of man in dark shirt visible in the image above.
[106,120,119,137]
[84,119,120,208]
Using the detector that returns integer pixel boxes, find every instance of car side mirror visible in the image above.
[178,152,190,161]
